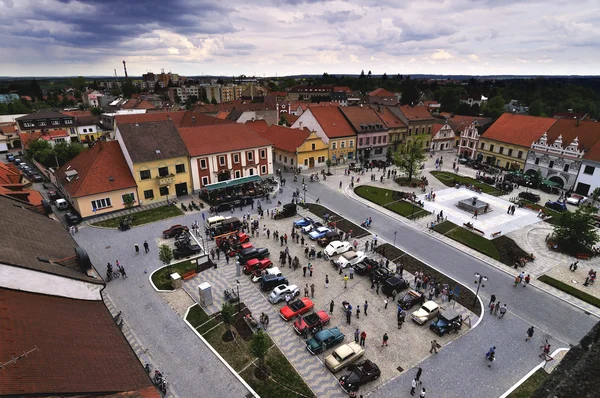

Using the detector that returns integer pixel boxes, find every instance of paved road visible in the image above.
[284,171,598,397]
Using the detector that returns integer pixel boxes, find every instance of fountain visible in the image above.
[458,196,490,214]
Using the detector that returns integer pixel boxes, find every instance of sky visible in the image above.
[0,0,599,77]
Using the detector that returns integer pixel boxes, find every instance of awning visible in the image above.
[541,179,560,187]
[204,175,262,191]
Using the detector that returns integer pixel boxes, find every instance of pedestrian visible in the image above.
[499,304,507,318]
[134,243,139,254]
[365,241,370,252]
[325,274,329,288]
[356,305,360,319]
[526,326,535,342]
[308,262,313,277]
[360,330,366,347]
[330,300,334,313]
[349,266,354,279]
[346,310,352,325]
[263,314,269,330]
[489,294,496,308]
[344,274,349,288]
[354,328,360,343]
[415,367,422,384]
[119,265,127,278]
[225,253,230,264]
[216,249,220,261]
[384,298,388,309]
[267,229,271,239]
[304,284,309,297]
[376,282,380,295]
[285,293,291,305]
[381,333,389,347]
[339,181,342,189]
[524,274,531,287]
[494,302,500,316]
[210,248,215,261]
[410,378,417,396]
[490,302,495,314]
[430,339,438,353]
[143,241,149,253]
[364,300,368,316]
[472,210,478,219]
[420,387,426,398]
[514,275,520,287]
[310,283,315,298]
[303,266,307,277]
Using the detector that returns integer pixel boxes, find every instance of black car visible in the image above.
[398,289,425,310]
[237,247,270,264]
[519,191,541,203]
[260,275,289,291]
[274,203,297,220]
[430,309,463,336]
[173,244,202,259]
[371,266,392,283]
[381,276,409,297]
[339,360,381,393]
[65,212,82,226]
[354,258,379,276]
[31,174,44,183]
[317,230,341,247]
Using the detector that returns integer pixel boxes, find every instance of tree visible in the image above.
[528,100,545,116]
[158,244,173,273]
[393,139,426,183]
[30,79,43,101]
[553,207,599,254]
[90,107,103,116]
[220,302,236,340]
[122,193,135,209]
[590,187,600,208]
[382,73,388,81]
[359,70,366,79]
[399,83,420,106]
[251,330,270,371]
[210,98,218,105]
[481,95,505,119]
[278,114,288,126]
[326,158,332,173]
[27,139,54,165]
[121,81,135,98]
[368,70,372,78]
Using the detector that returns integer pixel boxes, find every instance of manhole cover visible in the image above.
[105,246,111,249]
[396,366,404,372]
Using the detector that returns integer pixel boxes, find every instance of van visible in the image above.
[204,215,225,229]
[213,217,241,235]
[55,198,69,210]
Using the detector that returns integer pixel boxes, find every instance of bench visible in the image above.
[576,253,591,260]
[182,270,197,280]
[491,231,502,238]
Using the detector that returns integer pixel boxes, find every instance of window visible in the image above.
[83,128,87,133]
[535,157,540,165]
[549,160,554,169]
[140,170,151,180]
[480,143,485,150]
[158,166,169,177]
[201,176,209,185]
[508,148,513,157]
[349,140,354,148]
[175,164,185,173]
[23,122,34,128]
[332,142,337,149]
[200,159,207,169]
[341,141,345,148]
[428,127,431,134]
[234,170,241,178]
[499,147,504,155]
[365,137,370,145]
[159,186,169,196]
[260,149,266,159]
[584,165,595,175]
[65,119,73,124]
[233,154,239,163]
[564,164,570,172]
[490,144,495,152]
[54,138,66,143]
[38,121,47,126]
[249,168,254,176]
[261,165,267,174]
[219,156,226,166]
[284,156,287,163]
[358,138,363,146]
[51,120,59,125]
[91,197,112,210]
[378,136,382,144]
[122,193,135,203]
[291,159,294,165]
[144,189,154,199]
[383,136,387,143]
[518,151,523,159]
[304,159,309,166]
[312,143,316,151]
[318,156,325,163]
[408,128,412,136]
[247,151,253,161]
[415,127,419,134]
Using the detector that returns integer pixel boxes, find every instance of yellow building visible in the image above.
[393,105,434,151]
[116,120,192,204]
[257,125,328,169]
[478,113,558,170]
[54,141,138,218]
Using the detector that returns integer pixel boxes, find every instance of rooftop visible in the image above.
[304,107,356,138]
[398,105,434,122]
[16,110,71,121]
[481,113,557,147]
[257,124,310,153]
[369,88,395,97]
[178,123,273,157]
[340,106,388,132]
[371,106,407,129]
[118,120,189,163]
[245,119,270,133]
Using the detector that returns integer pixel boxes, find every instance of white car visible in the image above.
[411,301,441,325]
[251,266,282,283]
[301,223,319,234]
[269,284,300,304]
[332,250,366,270]
[323,241,352,260]
[566,194,587,206]
[324,342,365,372]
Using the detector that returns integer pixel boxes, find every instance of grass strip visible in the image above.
[431,171,503,196]
[538,275,600,309]
[91,205,183,228]
[151,260,196,290]
[507,368,548,398]
[433,221,500,261]
[354,185,431,220]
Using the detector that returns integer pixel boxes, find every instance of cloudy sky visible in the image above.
[0,0,598,77]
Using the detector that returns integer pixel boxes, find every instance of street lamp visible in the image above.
[236,279,241,312]
[393,231,397,246]
[473,272,488,306]
[303,184,307,204]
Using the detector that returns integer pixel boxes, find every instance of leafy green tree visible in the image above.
[220,302,236,340]
[326,158,332,173]
[359,70,365,79]
[158,244,173,273]
[399,83,420,106]
[368,70,372,78]
[27,139,53,163]
[382,73,388,81]
[210,98,218,105]
[90,107,103,116]
[528,100,546,116]
[278,113,288,126]
[30,79,43,100]
[122,81,135,98]
[251,330,270,371]
[54,142,84,164]
[553,207,599,254]
[185,95,199,110]
[393,139,426,183]
[122,193,135,209]
[590,187,600,208]
[482,96,505,119]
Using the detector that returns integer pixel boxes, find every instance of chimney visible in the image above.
[122,60,129,81]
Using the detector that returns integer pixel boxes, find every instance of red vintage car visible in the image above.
[244,258,273,275]
[293,310,331,335]
[280,297,314,321]
[229,242,253,257]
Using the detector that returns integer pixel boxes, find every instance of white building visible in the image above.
[430,123,455,151]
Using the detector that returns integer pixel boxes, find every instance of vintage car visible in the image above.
[293,310,331,335]
[411,301,441,325]
[237,247,270,264]
[331,250,366,270]
[380,276,410,297]
[173,244,202,259]
[324,342,365,373]
[251,266,281,283]
[309,226,331,240]
[65,212,82,226]
[371,266,393,283]
[243,258,272,275]
[430,309,463,336]
[293,217,314,228]
[274,203,297,220]
[162,224,189,239]
[306,327,345,354]
[317,230,341,247]
[354,258,380,276]
[518,191,541,203]
[545,200,567,212]
[301,222,324,234]
[338,360,381,393]
[268,284,300,304]
[280,297,314,321]
[566,194,587,206]
[323,241,352,260]
[398,289,425,310]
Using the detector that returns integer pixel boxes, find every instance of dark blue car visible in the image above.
[294,217,314,228]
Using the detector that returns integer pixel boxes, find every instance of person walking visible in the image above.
[410,378,417,396]
[354,328,360,343]
[263,314,269,330]
[472,210,478,219]
[494,302,500,316]
[303,265,307,277]
[499,304,507,318]
[356,305,360,319]
[304,284,309,297]
[325,274,329,288]
[310,283,315,298]
[346,309,352,325]
[330,300,335,314]
[415,367,422,385]
[210,248,215,261]
[430,339,438,353]
[376,282,380,295]
[364,300,368,316]
[420,387,426,398]
[489,294,496,308]
[143,241,149,253]
[526,326,535,342]
[513,275,520,287]
[384,298,388,309]
[360,330,366,347]
[344,274,349,289]
[381,333,389,347]
[490,302,495,315]
[524,274,531,287]
[308,262,313,277]
[119,265,127,278]
[349,266,354,279]
[134,243,140,254]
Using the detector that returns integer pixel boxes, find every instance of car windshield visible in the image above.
[290,301,304,311]
[422,306,431,314]
[332,351,347,361]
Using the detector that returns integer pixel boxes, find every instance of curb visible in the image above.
[345,185,600,319]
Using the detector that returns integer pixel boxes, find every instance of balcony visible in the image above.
[157,174,175,186]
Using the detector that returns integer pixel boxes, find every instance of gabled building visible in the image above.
[116,120,191,203]
[450,115,493,159]
[19,129,71,148]
[16,110,75,133]
[391,105,434,151]
[430,123,455,152]
[478,113,557,170]
[257,124,328,169]
[178,123,273,190]
[340,106,389,160]
[371,106,407,156]
[75,115,106,145]
[291,107,356,164]
[55,141,138,218]
[368,88,398,106]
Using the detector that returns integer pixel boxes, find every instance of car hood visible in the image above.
[412,309,429,318]
[340,371,361,384]
[306,337,321,350]
[280,307,296,318]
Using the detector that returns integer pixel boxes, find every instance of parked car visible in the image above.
[65,212,81,226]
[293,310,331,335]
[338,360,381,393]
[268,284,300,304]
[566,194,587,206]
[6,154,15,162]
[308,226,331,240]
[411,301,441,325]
[55,198,69,210]
[430,309,463,336]
[331,250,366,270]
[306,327,345,354]
[162,224,189,238]
[280,297,314,321]
[173,244,202,259]
[317,230,341,247]
[323,240,352,260]
[260,275,289,291]
[237,247,270,264]
[371,266,393,283]
[354,258,380,276]
[228,242,254,257]
[31,174,44,183]
[519,191,541,203]
[251,266,281,283]
[398,289,425,310]
[293,217,314,228]
[47,190,61,201]
[274,203,297,220]
[301,222,323,234]
[381,276,409,296]
[243,258,272,275]
[545,200,567,212]
[325,342,365,373]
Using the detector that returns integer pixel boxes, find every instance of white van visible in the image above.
[204,215,225,229]
[55,198,69,210]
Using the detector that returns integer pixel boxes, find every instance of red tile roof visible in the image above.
[257,125,310,153]
[0,288,155,396]
[1,124,18,135]
[122,99,156,110]
[179,112,235,127]
[432,123,444,136]
[340,106,387,132]
[304,107,356,139]
[399,105,434,121]
[481,113,558,147]
[179,124,273,157]
[63,110,92,117]
[369,88,394,97]
[447,115,492,133]
[545,120,600,162]
[0,162,23,184]
[371,106,406,129]
[216,111,230,119]
[56,141,136,198]
[115,111,186,127]
[284,113,299,126]
[334,86,353,94]
[19,130,69,148]
[245,119,269,133]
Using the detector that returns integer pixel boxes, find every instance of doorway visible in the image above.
[175,182,188,197]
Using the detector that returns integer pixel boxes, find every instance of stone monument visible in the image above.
[458,196,490,214]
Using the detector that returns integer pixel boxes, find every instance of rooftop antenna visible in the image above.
[0,346,39,369]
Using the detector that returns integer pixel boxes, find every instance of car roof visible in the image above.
[341,250,357,259]
[423,301,439,310]
[335,342,359,358]
[439,309,461,320]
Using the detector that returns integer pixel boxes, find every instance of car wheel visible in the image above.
[295,291,300,296]
[324,254,329,260]
[374,375,379,380]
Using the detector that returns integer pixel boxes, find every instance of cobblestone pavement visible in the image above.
[184,206,476,397]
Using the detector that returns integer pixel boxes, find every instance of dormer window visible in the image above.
[65,119,73,124]
[51,120,60,125]
[38,121,46,126]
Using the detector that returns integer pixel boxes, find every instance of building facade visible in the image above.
[524,133,583,189]
[16,110,75,133]
[430,123,455,151]
[258,125,328,170]
[392,105,434,151]
[340,106,389,160]
[457,122,482,159]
